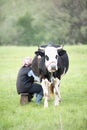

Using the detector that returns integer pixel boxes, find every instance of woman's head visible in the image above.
[22,57,33,67]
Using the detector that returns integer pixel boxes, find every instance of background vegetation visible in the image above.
[0,45,87,130]
[0,0,87,46]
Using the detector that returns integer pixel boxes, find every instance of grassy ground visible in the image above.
[0,45,87,130]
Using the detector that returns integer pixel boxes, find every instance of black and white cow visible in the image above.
[32,43,69,108]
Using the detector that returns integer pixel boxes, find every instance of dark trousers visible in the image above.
[28,83,43,96]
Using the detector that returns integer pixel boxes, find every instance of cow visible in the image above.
[32,43,69,108]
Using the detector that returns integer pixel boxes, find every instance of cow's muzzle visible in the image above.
[47,62,57,72]
[51,64,56,71]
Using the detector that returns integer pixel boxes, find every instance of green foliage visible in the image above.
[16,14,35,45]
[0,45,87,130]
[0,0,87,45]
[62,0,87,44]
[15,13,46,46]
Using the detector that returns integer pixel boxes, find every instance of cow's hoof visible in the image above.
[59,98,62,102]
[44,105,48,108]
[44,104,48,108]
[54,101,59,106]
[55,103,59,106]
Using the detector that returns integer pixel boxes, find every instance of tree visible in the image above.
[62,0,87,44]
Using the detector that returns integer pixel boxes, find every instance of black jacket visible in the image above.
[16,66,34,94]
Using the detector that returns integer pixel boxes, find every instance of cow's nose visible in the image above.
[51,64,56,70]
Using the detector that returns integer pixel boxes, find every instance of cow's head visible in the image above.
[35,44,63,72]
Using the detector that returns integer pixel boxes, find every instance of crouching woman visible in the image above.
[16,57,43,105]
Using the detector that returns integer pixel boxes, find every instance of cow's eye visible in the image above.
[55,55,58,59]
[45,55,49,61]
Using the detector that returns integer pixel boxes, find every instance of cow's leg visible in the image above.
[41,79,50,108]
[53,78,61,106]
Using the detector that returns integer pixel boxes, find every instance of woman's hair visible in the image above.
[22,57,33,67]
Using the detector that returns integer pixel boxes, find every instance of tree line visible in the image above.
[0,0,87,46]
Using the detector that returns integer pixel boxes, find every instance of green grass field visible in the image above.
[0,45,87,130]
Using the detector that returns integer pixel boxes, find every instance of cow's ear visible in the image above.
[35,51,44,57]
[58,50,66,56]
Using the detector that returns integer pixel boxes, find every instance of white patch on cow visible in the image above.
[41,79,51,108]
[53,78,61,106]
[45,47,58,72]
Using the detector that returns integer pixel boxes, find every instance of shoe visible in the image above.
[28,94,33,102]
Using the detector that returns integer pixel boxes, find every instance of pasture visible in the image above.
[0,45,87,130]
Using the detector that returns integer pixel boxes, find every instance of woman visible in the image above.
[16,57,43,105]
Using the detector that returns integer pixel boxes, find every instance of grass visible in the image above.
[0,45,87,130]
